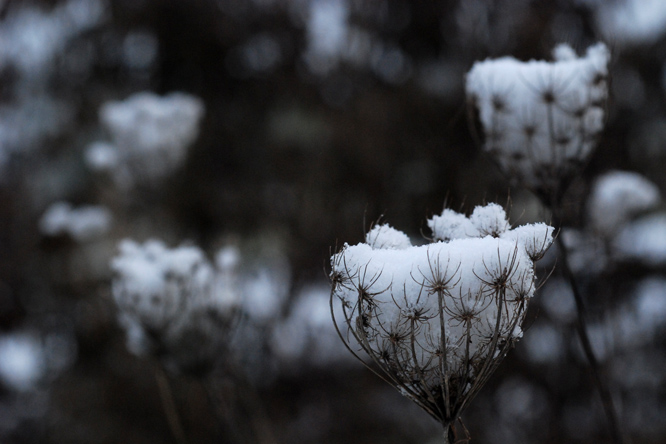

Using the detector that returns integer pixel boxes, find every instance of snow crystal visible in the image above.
[588,170,661,235]
[39,201,112,242]
[465,43,610,193]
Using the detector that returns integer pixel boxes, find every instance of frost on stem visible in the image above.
[465,43,610,205]
[111,239,238,376]
[85,92,205,189]
[330,204,553,435]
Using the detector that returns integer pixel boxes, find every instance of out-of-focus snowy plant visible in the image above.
[111,239,238,375]
[581,0,666,47]
[39,201,112,242]
[330,203,553,442]
[0,0,107,79]
[86,92,205,189]
[465,43,610,206]
[0,333,47,392]
[270,285,351,370]
[587,170,661,236]
[0,330,76,392]
[0,0,107,171]
[613,212,666,267]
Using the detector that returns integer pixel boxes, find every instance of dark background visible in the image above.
[1,0,665,443]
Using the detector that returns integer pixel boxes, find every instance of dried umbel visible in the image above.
[330,204,553,441]
[86,92,205,189]
[465,43,610,206]
[111,239,238,376]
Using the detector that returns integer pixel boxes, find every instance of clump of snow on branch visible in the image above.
[587,170,661,235]
[330,203,553,427]
[111,239,237,374]
[86,92,204,188]
[465,43,610,199]
[39,201,112,242]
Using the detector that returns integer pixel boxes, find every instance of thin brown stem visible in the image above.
[555,234,623,444]
[155,367,188,444]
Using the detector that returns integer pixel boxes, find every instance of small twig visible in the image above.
[555,234,623,444]
[155,367,188,444]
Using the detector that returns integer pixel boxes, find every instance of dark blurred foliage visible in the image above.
[0,0,665,443]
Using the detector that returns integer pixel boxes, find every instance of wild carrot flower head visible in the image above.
[111,239,238,375]
[330,203,553,433]
[465,43,610,205]
[86,92,205,189]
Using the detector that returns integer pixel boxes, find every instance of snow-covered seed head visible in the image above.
[111,239,237,375]
[465,43,610,205]
[88,92,205,189]
[330,203,553,430]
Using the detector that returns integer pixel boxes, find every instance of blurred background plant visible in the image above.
[0,0,665,443]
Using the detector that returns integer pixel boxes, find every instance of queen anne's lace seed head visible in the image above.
[330,203,553,433]
[86,92,205,189]
[465,43,610,205]
[111,239,237,375]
